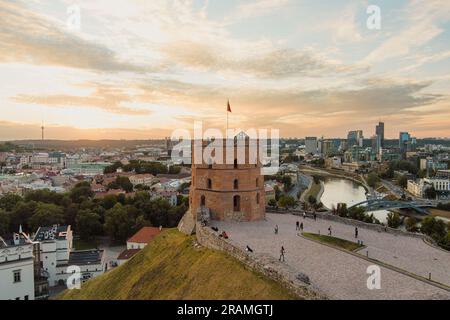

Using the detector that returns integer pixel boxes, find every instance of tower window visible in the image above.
[234,159,238,169]
[256,178,259,187]
[233,195,241,211]
[256,193,260,204]
[233,179,239,190]
[207,179,212,189]
[201,195,206,206]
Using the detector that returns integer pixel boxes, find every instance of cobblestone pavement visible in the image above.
[212,213,450,300]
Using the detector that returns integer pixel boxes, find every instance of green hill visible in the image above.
[59,229,299,300]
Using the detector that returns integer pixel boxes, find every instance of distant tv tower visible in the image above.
[41,121,45,141]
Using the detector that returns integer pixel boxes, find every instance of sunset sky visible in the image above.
[1,0,450,140]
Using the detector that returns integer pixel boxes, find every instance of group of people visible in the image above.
[271,212,361,263]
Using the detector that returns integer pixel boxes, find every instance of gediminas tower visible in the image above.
[189,135,266,222]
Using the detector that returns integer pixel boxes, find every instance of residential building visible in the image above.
[0,233,35,300]
[32,225,104,286]
[129,173,156,187]
[116,227,163,265]
[407,179,426,197]
[33,225,73,287]
[126,227,163,250]
[305,137,318,155]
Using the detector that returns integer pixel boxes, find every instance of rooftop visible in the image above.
[127,227,162,244]
[68,249,104,266]
[33,225,70,242]
[117,248,140,260]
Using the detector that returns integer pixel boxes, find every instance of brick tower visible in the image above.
[189,136,266,222]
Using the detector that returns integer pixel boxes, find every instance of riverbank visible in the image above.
[300,166,369,193]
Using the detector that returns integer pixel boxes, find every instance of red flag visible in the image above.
[227,100,232,113]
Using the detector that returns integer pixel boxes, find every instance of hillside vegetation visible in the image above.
[59,229,299,300]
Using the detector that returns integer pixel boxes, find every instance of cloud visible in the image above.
[231,0,291,21]
[0,0,152,73]
[363,0,450,64]
[12,82,152,116]
[162,41,368,78]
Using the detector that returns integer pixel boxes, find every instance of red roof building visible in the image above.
[126,226,162,249]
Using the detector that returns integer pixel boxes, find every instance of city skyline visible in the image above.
[1,0,450,140]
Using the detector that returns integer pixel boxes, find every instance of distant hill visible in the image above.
[58,229,299,300]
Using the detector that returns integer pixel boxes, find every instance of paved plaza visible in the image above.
[212,213,450,300]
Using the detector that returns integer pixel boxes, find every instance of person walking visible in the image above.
[355,227,359,239]
[274,225,279,234]
[303,212,306,219]
[328,226,332,236]
[313,212,317,221]
[296,221,300,231]
[279,246,285,262]
[300,222,304,232]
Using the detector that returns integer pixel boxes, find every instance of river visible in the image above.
[320,177,390,223]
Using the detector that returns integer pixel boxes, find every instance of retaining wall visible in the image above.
[195,220,326,300]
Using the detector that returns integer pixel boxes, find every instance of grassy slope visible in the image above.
[302,233,363,251]
[59,229,298,300]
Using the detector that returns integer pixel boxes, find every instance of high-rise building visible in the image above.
[305,137,318,155]
[347,130,364,147]
[375,122,384,148]
[399,132,410,151]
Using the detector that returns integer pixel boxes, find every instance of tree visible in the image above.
[405,217,418,232]
[397,175,408,189]
[75,210,102,240]
[308,195,316,205]
[0,209,10,236]
[104,203,135,242]
[281,176,292,191]
[0,193,23,211]
[29,203,64,231]
[366,172,379,188]
[420,216,447,242]
[9,201,37,232]
[70,181,94,203]
[278,195,296,208]
[268,198,277,207]
[64,203,79,227]
[424,186,437,200]
[109,176,134,193]
[274,185,281,201]
[386,212,401,228]
[104,161,123,174]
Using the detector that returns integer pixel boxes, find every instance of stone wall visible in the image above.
[266,208,436,243]
[195,220,326,300]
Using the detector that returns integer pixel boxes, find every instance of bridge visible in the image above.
[348,199,435,215]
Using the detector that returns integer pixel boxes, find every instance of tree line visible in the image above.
[0,182,188,243]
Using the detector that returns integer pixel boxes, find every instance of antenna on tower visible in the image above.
[41,120,45,141]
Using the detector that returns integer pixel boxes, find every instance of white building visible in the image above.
[116,227,162,266]
[33,225,73,287]
[33,225,105,286]
[126,227,162,250]
[0,234,35,300]
[129,174,156,187]
[424,177,450,193]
